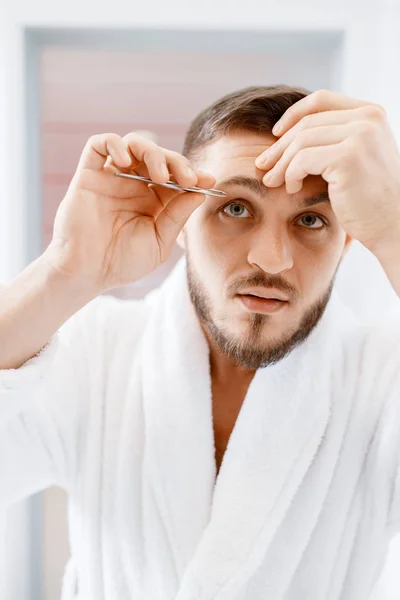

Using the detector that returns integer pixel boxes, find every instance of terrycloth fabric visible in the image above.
[1,257,400,600]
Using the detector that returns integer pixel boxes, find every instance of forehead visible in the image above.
[196,131,327,197]
[197,131,274,179]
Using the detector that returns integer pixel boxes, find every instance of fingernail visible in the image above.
[263,172,273,184]
[272,122,282,135]
[255,154,268,167]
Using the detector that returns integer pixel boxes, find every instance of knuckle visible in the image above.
[296,129,312,150]
[342,138,360,162]
[311,89,331,107]
[288,148,304,169]
[87,133,102,145]
[298,114,313,129]
[92,133,119,145]
[356,120,378,140]
[285,156,300,178]
[170,150,189,164]
[166,149,181,157]
[123,131,141,144]
[125,131,157,149]
[356,121,371,135]
[375,103,387,116]
[296,146,309,162]
[360,104,386,121]
[105,132,122,143]
[144,147,164,162]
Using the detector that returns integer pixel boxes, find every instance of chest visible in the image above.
[211,377,250,474]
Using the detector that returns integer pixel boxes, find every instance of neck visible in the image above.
[202,324,256,387]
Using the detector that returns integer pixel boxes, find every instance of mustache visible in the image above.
[227,272,300,301]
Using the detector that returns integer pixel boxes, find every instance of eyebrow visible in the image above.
[219,175,268,197]
[218,176,331,208]
[301,192,330,208]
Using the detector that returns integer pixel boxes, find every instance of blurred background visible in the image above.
[1,0,400,598]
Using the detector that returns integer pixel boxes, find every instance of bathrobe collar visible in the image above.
[131,259,349,599]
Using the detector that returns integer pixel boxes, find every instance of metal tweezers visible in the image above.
[115,171,227,198]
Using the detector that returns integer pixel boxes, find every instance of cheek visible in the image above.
[185,218,224,282]
[189,210,240,265]
[296,243,342,297]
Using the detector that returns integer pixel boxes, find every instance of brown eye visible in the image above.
[298,214,325,229]
[223,202,250,218]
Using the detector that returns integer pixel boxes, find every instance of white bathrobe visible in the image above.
[1,257,400,600]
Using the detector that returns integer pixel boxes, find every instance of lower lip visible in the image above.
[238,295,288,314]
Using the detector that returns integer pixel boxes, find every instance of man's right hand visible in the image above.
[46,132,215,293]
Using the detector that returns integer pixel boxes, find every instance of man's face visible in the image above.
[183,131,350,369]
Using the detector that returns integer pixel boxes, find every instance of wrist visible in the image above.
[366,232,400,265]
[40,247,101,307]
[366,232,400,297]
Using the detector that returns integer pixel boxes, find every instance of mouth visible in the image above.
[236,292,289,314]
[238,287,290,302]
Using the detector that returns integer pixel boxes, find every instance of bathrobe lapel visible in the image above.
[139,260,217,592]
[175,311,336,600]
[134,259,345,599]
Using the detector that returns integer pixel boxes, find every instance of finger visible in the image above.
[149,169,216,213]
[78,134,132,171]
[155,192,206,252]
[272,90,385,137]
[148,184,185,215]
[103,154,128,175]
[194,170,216,190]
[129,161,216,194]
[262,124,357,188]
[122,133,170,184]
[132,168,216,219]
[284,145,342,194]
[164,150,199,188]
[167,169,216,191]
[256,107,370,169]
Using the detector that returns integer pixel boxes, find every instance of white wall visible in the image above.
[0,5,32,600]
[2,0,372,28]
[0,4,26,282]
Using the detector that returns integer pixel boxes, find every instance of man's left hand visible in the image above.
[255,90,400,257]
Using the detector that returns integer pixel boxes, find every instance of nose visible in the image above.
[247,225,294,275]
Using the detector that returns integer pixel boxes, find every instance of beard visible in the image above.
[186,256,335,370]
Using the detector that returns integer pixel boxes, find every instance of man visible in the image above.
[1,85,400,600]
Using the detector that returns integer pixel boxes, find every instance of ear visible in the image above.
[176,229,186,250]
[343,234,353,256]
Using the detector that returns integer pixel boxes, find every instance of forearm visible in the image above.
[0,251,97,370]
[371,238,400,297]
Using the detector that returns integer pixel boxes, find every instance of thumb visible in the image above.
[155,192,205,250]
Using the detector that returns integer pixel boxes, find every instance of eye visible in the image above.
[297,214,326,229]
[222,202,251,218]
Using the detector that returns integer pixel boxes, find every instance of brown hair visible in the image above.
[182,84,311,161]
